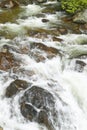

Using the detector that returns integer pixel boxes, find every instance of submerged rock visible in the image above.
[20,86,58,130]
[5,79,29,97]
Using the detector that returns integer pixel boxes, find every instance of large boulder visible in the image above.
[5,79,29,97]
[20,86,58,130]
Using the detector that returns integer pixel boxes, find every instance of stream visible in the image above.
[0,0,87,130]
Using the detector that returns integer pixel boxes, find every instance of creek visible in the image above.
[0,1,87,130]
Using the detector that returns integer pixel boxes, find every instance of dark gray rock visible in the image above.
[75,60,86,72]
[20,86,58,130]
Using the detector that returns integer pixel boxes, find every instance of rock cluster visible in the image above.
[5,81,58,130]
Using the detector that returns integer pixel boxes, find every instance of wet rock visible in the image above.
[30,51,46,62]
[19,44,46,62]
[42,19,49,23]
[61,16,81,34]
[55,26,68,35]
[38,110,54,130]
[0,51,19,71]
[27,29,49,39]
[75,60,86,72]
[2,44,20,53]
[61,16,73,23]
[21,103,37,121]
[18,44,31,54]
[30,42,62,57]
[73,9,87,24]
[5,79,29,97]
[20,86,57,130]
[52,36,63,42]
[13,68,35,77]
[58,28,68,35]
[27,28,61,39]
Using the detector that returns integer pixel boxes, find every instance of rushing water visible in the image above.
[0,1,87,130]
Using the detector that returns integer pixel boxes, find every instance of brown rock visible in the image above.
[30,42,61,56]
[38,110,54,130]
[30,52,46,62]
[21,103,37,121]
[5,79,29,97]
[52,36,63,42]
[57,27,68,35]
[0,51,19,71]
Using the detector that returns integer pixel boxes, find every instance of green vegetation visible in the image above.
[61,0,87,14]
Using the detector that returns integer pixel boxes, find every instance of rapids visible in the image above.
[0,1,87,130]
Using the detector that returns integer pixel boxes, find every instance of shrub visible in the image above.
[61,0,87,14]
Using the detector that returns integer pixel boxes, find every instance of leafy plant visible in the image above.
[61,0,87,14]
